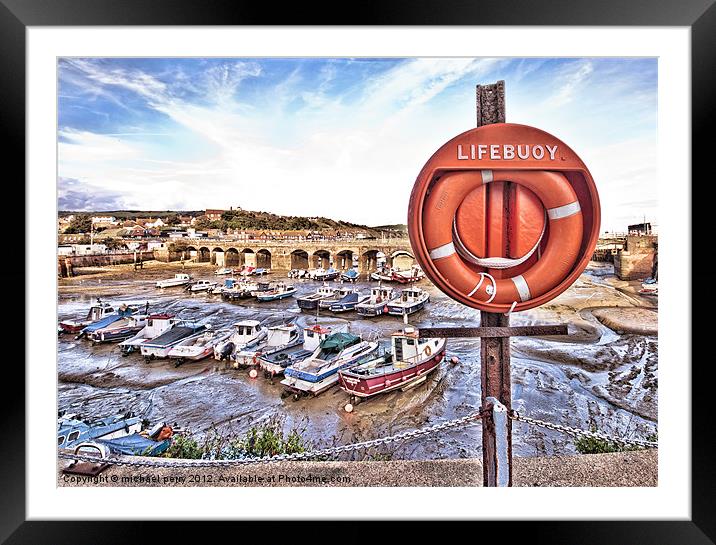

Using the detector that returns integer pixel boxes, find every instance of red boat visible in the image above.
[338,327,446,400]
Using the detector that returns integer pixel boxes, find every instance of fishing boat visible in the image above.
[57,412,142,450]
[281,333,379,398]
[341,269,359,282]
[338,327,447,400]
[186,279,217,292]
[156,273,192,288]
[210,277,238,295]
[259,324,338,378]
[222,280,260,300]
[639,277,658,295]
[287,269,309,279]
[313,267,340,281]
[253,267,270,276]
[249,281,275,297]
[167,327,233,365]
[232,324,301,368]
[215,267,234,275]
[255,282,297,302]
[58,299,116,334]
[370,266,394,282]
[391,265,425,284]
[94,425,173,456]
[318,286,358,310]
[76,303,138,339]
[213,320,267,361]
[140,322,207,360]
[296,284,339,311]
[386,287,430,316]
[356,286,399,317]
[88,313,149,344]
[329,291,370,313]
[119,313,178,355]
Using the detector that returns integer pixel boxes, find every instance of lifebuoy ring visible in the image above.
[408,123,600,313]
[424,345,432,357]
[422,169,583,308]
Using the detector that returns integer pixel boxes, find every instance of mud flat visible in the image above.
[591,307,657,335]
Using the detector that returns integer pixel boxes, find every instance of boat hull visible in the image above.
[339,348,445,398]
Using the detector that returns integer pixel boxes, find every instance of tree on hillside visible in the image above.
[64,214,92,234]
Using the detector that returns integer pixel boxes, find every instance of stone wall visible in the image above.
[614,235,657,280]
[58,251,155,277]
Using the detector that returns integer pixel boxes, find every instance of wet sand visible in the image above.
[58,260,658,459]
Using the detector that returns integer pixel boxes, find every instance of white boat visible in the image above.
[281,333,379,397]
[119,313,178,355]
[215,267,234,275]
[167,327,234,365]
[255,283,297,302]
[214,320,267,362]
[296,284,339,311]
[386,287,430,316]
[356,286,399,317]
[391,265,425,284]
[156,273,192,288]
[639,278,658,295]
[187,279,217,292]
[259,324,338,377]
[233,324,301,368]
[318,286,358,310]
[139,323,207,360]
[370,267,394,282]
[210,277,239,295]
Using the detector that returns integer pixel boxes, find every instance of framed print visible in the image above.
[4,0,713,543]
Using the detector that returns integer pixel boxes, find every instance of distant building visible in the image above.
[60,244,108,256]
[92,216,118,228]
[628,222,657,235]
[205,209,225,221]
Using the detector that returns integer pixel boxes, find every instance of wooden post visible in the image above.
[476,80,512,486]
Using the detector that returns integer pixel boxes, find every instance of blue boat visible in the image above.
[313,267,339,281]
[78,304,137,338]
[99,433,171,456]
[57,413,142,449]
[341,269,359,282]
[255,283,297,302]
[329,292,370,313]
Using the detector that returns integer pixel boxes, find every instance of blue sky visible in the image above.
[58,57,657,231]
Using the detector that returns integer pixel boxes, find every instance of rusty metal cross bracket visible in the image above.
[418,324,568,339]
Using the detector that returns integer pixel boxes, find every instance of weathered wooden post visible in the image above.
[407,80,601,487]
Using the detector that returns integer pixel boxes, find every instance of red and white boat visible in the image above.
[338,327,446,400]
[58,300,116,334]
[391,265,425,284]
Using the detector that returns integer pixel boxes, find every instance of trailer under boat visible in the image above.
[338,328,446,402]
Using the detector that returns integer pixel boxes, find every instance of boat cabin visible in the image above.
[369,286,394,303]
[391,327,439,363]
[266,325,296,347]
[399,287,425,302]
[174,273,191,281]
[232,320,262,342]
[317,284,336,297]
[302,324,332,351]
[86,302,114,321]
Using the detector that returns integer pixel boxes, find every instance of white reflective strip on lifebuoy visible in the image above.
[481,170,493,183]
[429,242,456,260]
[547,201,581,220]
[511,275,531,302]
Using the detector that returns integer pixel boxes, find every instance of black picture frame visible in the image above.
[4,1,711,543]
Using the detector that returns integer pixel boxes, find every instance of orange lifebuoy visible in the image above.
[408,123,600,313]
[424,345,432,356]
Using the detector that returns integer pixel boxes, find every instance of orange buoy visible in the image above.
[249,369,258,379]
[408,123,600,313]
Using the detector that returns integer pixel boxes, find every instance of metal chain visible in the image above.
[58,410,485,468]
[509,410,658,449]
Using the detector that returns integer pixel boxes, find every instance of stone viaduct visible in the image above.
[156,238,417,273]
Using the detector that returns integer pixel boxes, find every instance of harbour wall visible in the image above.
[613,235,657,280]
[58,251,155,277]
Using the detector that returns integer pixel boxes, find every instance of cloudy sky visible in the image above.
[58,57,657,232]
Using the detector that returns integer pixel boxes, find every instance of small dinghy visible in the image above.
[339,327,446,401]
[281,333,379,398]
[119,313,178,355]
[255,282,297,302]
[186,279,217,292]
[238,265,256,276]
[370,266,394,282]
[253,267,270,276]
[341,269,359,282]
[391,265,425,284]
[639,277,658,295]
[59,299,116,334]
[259,324,339,378]
[76,303,138,339]
[215,267,234,275]
[214,320,267,362]
[313,267,340,281]
[296,284,339,311]
[386,287,430,316]
[140,322,207,360]
[88,313,149,344]
[356,286,399,317]
[58,412,142,450]
[233,323,301,368]
[329,291,370,313]
[210,277,238,295]
[156,273,192,288]
[167,326,233,366]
